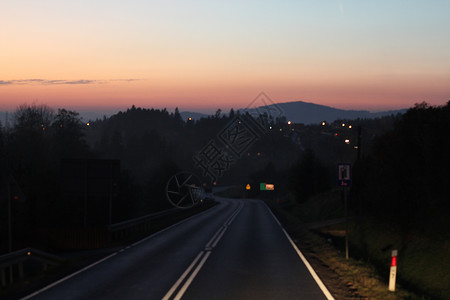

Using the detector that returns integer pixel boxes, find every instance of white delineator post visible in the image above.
[389,250,398,292]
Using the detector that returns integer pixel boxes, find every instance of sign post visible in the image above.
[338,163,352,260]
[389,250,398,292]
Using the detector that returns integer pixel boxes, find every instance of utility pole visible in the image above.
[84,160,88,228]
[4,113,13,252]
[7,176,12,252]
[109,163,113,226]
[344,187,349,260]
[357,125,362,161]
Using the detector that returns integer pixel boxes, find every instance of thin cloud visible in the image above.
[339,0,345,17]
[110,79,142,82]
[0,78,142,86]
[44,79,97,85]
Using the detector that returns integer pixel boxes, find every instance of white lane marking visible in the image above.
[205,226,227,249]
[211,226,228,248]
[265,205,335,300]
[205,225,225,248]
[22,203,222,299]
[131,204,219,247]
[205,202,242,249]
[162,251,205,300]
[225,207,241,226]
[163,200,244,299]
[20,252,118,300]
[173,251,211,300]
[282,228,335,300]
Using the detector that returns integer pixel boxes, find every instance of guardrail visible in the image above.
[109,208,178,231]
[108,208,179,242]
[0,248,64,287]
[0,206,204,289]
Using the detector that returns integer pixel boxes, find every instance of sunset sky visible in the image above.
[1,1,449,114]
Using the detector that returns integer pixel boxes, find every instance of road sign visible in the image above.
[265,184,274,190]
[260,183,275,191]
[337,163,352,187]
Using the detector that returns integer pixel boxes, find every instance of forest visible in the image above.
[0,101,449,253]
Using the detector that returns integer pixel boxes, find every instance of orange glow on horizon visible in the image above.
[1,68,449,112]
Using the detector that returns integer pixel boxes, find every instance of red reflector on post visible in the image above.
[391,256,397,267]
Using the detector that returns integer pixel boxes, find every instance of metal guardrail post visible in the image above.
[1,268,5,287]
[19,262,24,279]
[9,266,13,285]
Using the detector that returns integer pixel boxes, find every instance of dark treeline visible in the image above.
[352,101,450,232]
[0,105,94,250]
[1,101,447,252]
[0,104,298,251]
[84,105,299,212]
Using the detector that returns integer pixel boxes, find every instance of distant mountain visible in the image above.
[0,102,408,127]
[248,101,407,124]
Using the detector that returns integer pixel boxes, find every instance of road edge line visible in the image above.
[265,205,335,300]
[21,203,220,299]
[19,252,118,300]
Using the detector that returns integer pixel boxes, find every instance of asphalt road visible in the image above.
[22,197,334,300]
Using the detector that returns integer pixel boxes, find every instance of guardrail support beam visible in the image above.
[1,268,5,287]
[19,262,24,278]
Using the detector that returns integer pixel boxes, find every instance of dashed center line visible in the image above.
[162,202,243,300]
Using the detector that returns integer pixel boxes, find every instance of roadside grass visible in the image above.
[286,189,344,223]
[286,225,414,300]
[270,191,446,300]
[349,219,450,300]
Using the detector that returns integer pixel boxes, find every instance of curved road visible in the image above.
[23,197,334,300]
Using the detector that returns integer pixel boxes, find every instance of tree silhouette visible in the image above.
[51,109,90,158]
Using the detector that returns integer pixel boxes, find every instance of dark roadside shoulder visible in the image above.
[268,203,421,300]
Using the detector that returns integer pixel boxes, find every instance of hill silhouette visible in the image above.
[247,101,407,124]
[1,102,406,125]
